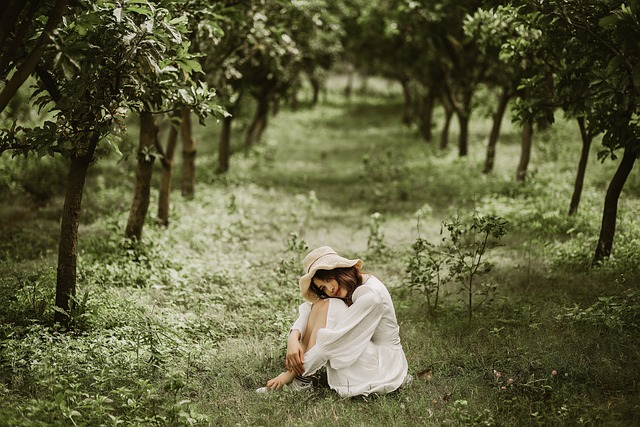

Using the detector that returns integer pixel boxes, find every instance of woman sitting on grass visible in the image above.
[258,246,410,397]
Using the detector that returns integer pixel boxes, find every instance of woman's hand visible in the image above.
[266,371,295,390]
[286,330,305,375]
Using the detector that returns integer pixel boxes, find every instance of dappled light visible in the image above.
[1,0,639,425]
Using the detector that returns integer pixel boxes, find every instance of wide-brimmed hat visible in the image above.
[299,246,363,301]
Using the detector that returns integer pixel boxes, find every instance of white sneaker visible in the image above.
[289,376,313,391]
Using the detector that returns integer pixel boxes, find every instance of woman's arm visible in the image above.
[287,302,312,375]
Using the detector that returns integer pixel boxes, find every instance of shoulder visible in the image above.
[352,279,383,304]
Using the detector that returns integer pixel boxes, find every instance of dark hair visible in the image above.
[308,266,363,306]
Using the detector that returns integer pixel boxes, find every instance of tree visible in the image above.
[116,1,215,240]
[0,0,215,325]
[0,0,69,114]
[534,0,639,263]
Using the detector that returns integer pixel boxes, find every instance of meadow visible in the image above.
[1,77,639,426]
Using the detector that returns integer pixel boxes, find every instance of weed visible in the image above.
[405,213,508,320]
[367,212,387,257]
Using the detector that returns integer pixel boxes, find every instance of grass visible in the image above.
[0,76,639,426]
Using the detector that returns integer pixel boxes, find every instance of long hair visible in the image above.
[308,266,363,306]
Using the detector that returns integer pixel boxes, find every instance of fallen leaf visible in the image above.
[417,368,433,380]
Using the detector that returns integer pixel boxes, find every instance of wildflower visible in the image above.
[495,371,502,378]
[552,370,558,376]
[507,378,514,384]
[500,386,507,391]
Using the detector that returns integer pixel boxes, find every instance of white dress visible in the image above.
[291,276,409,397]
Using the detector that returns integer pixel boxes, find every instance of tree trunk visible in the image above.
[244,94,269,150]
[309,75,320,106]
[400,78,414,126]
[55,134,98,325]
[218,115,233,173]
[457,112,469,157]
[125,111,157,240]
[568,117,593,216]
[483,88,511,174]
[440,99,453,150]
[419,90,435,141]
[592,145,637,264]
[516,120,534,182]
[344,63,354,99]
[157,117,179,226]
[290,87,299,111]
[180,108,196,197]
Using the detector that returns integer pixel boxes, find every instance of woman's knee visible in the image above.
[311,298,330,313]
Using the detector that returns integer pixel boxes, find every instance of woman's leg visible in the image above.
[300,298,330,351]
[264,299,330,390]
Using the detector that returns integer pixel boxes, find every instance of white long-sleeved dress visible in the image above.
[290,276,409,397]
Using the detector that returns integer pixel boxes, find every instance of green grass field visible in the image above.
[1,78,639,426]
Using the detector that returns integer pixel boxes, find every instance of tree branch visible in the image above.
[0,0,69,114]
[35,65,62,102]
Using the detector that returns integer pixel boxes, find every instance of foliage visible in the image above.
[1,82,640,426]
[405,213,508,320]
[0,155,68,205]
[366,212,387,257]
[404,235,447,315]
[557,289,640,333]
[361,147,410,210]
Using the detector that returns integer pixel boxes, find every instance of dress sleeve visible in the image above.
[303,286,383,375]
[290,301,312,336]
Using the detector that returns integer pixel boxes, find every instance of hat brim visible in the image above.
[299,256,363,302]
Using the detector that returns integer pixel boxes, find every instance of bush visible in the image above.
[0,155,68,205]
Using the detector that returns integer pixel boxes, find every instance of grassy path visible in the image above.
[1,86,639,426]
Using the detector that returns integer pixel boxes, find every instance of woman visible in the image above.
[258,246,410,397]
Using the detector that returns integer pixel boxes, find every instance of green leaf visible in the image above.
[170,14,189,26]
[127,6,154,18]
[599,14,619,28]
[178,59,203,74]
[606,55,624,73]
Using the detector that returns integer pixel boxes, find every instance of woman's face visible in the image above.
[312,277,347,298]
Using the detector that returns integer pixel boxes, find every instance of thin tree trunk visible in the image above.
[516,120,534,182]
[419,90,435,141]
[218,115,233,173]
[483,88,511,173]
[569,117,593,216]
[125,111,157,240]
[344,63,354,99]
[457,112,469,157]
[157,117,179,226]
[593,145,637,264]
[440,99,453,150]
[244,94,269,149]
[309,75,320,106]
[180,108,196,197]
[55,134,99,325]
[289,85,299,111]
[400,79,414,125]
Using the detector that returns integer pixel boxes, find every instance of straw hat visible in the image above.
[299,246,363,301]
